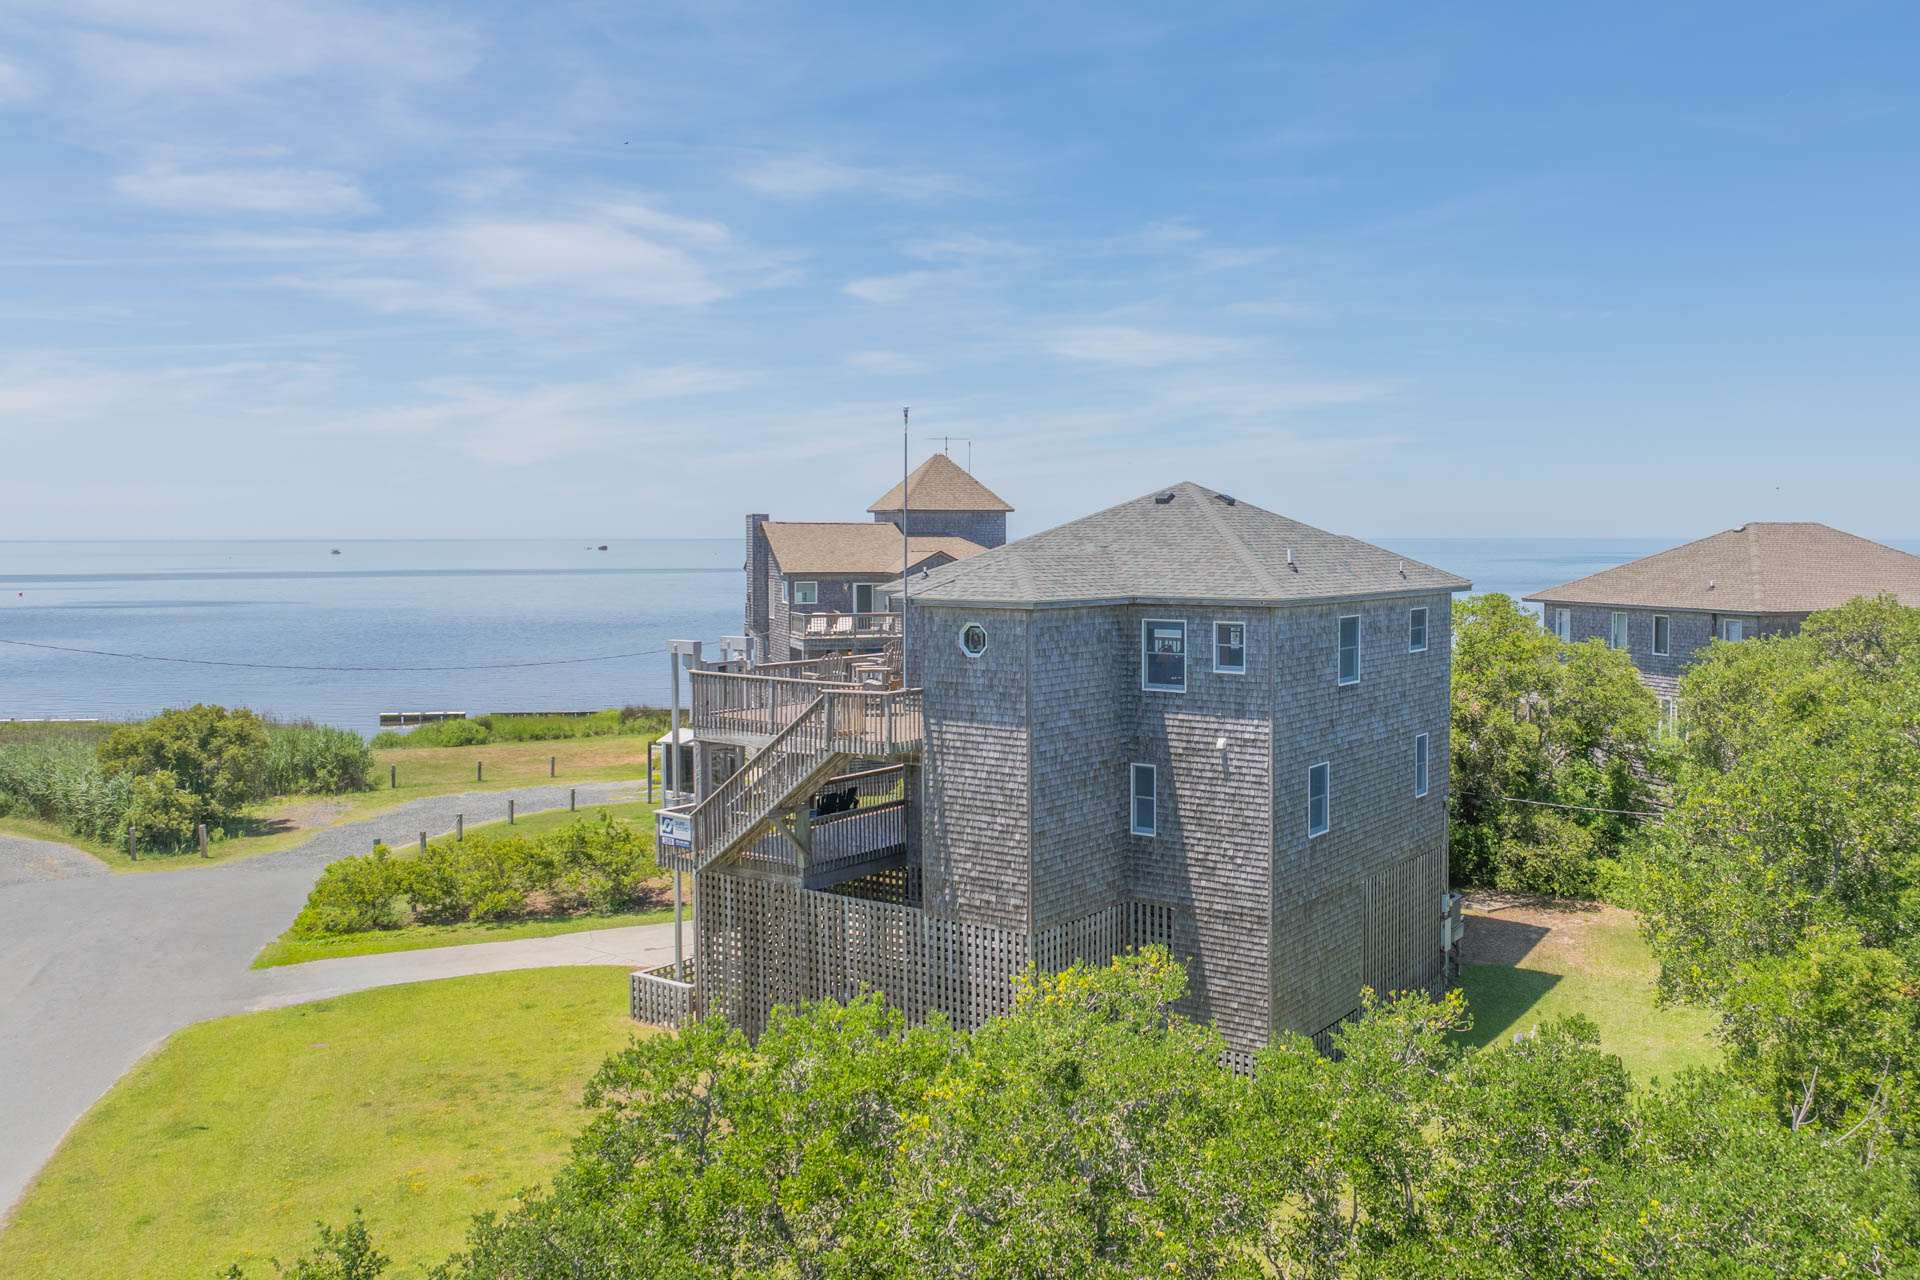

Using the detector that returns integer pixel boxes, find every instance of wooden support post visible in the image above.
[673,870,684,982]
[549,755,555,778]
[419,831,427,855]
[390,764,396,789]
[508,799,515,825]
[455,813,464,841]
[569,788,576,812]
[477,760,483,783]
[128,825,137,861]
[647,743,654,803]
[197,824,208,858]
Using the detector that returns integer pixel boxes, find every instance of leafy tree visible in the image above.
[222,1208,388,1278]
[1450,594,1663,894]
[97,703,269,829]
[1637,594,1920,1140]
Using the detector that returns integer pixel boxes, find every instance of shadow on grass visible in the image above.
[1454,964,1564,1052]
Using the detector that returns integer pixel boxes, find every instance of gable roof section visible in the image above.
[761,522,985,577]
[1522,523,1920,613]
[868,453,1014,513]
[897,481,1469,607]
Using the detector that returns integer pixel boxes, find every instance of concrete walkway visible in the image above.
[0,780,660,1220]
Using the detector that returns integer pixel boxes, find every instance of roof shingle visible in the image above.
[761,522,985,577]
[1522,522,1920,613]
[896,481,1470,607]
[868,453,1014,513]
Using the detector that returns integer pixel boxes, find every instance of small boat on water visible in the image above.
[597,545,609,551]
[330,548,341,555]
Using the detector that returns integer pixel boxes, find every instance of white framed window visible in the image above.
[853,583,880,613]
[1142,619,1187,692]
[1609,611,1628,650]
[792,580,818,606]
[957,623,988,658]
[1213,621,1246,673]
[1337,615,1360,686]
[1130,763,1156,836]
[1414,732,1430,798]
[1552,607,1571,642]
[1652,614,1670,657]
[1308,762,1330,837]
[1722,618,1745,642]
[1409,606,1429,653]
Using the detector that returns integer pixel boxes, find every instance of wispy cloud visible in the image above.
[115,162,373,215]
[0,54,41,104]
[1223,300,1310,319]
[1043,324,1255,367]
[736,154,980,201]
[843,271,945,304]
[843,350,932,375]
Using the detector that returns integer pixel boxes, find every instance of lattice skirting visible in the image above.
[695,873,1175,1039]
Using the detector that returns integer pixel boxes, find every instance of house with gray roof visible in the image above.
[744,454,1012,660]
[647,481,1469,1063]
[1524,522,1920,706]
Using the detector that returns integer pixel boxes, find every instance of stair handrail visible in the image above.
[687,694,831,870]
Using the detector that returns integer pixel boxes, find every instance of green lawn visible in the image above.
[2,736,657,874]
[250,801,678,968]
[0,969,647,1280]
[1455,901,1719,1082]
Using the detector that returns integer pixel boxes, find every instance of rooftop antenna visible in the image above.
[901,407,910,679]
[939,435,975,472]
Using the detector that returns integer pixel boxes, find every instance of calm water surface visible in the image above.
[4,536,1912,730]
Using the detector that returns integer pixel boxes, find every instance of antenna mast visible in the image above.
[900,407,910,680]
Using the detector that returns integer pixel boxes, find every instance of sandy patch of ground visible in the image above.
[1459,891,1624,968]
[270,799,352,831]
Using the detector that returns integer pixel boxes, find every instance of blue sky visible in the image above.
[1,1,1915,541]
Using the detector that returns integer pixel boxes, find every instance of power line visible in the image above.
[1499,795,1665,818]
[0,637,669,673]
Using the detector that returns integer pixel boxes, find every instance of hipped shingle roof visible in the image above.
[868,453,1013,513]
[896,481,1469,608]
[1523,523,1920,614]
[761,522,985,577]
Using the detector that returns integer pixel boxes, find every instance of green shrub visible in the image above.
[97,704,268,818]
[1494,811,1599,897]
[291,847,408,936]
[369,708,669,750]
[262,722,375,796]
[0,738,136,842]
[127,769,201,850]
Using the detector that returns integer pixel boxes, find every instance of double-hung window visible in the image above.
[1142,620,1187,692]
[792,580,818,606]
[1409,606,1429,653]
[1130,763,1156,836]
[1609,611,1628,650]
[1652,614,1670,657]
[1214,621,1246,673]
[1414,733,1430,798]
[1722,618,1745,642]
[1337,615,1360,686]
[1308,762,1331,837]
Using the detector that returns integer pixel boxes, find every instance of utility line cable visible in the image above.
[1498,795,1665,818]
[0,637,670,673]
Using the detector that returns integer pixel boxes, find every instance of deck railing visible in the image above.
[631,961,696,1026]
[690,670,853,739]
[789,611,902,641]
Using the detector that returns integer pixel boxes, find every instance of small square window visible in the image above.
[1722,619,1745,642]
[1652,614,1670,657]
[1409,606,1429,653]
[1414,732,1430,798]
[1308,762,1330,836]
[1142,619,1187,692]
[1130,763,1156,836]
[1214,621,1246,673]
[1337,615,1360,685]
[793,580,818,606]
[1610,611,1628,650]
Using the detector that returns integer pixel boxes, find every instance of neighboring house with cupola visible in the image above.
[1524,522,1920,711]
[743,454,1015,662]
[648,481,1471,1065]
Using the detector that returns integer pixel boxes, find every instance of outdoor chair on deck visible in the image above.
[832,615,855,636]
[805,614,830,636]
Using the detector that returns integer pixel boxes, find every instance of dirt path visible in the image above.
[1459,890,1619,967]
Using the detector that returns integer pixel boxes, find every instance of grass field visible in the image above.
[1455,897,1719,1082]
[0,736,656,874]
[0,968,646,1280]
[250,801,677,967]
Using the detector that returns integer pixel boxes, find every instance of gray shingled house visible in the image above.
[1524,522,1920,708]
[645,481,1470,1063]
[744,454,1012,661]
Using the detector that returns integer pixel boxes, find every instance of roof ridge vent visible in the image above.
[1214,492,1236,506]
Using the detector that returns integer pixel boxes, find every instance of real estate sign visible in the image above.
[657,810,692,851]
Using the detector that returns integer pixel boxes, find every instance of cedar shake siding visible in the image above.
[874,508,1009,548]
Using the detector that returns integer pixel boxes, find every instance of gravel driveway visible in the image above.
[0,780,648,1221]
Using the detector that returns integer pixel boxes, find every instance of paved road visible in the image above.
[0,780,663,1220]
